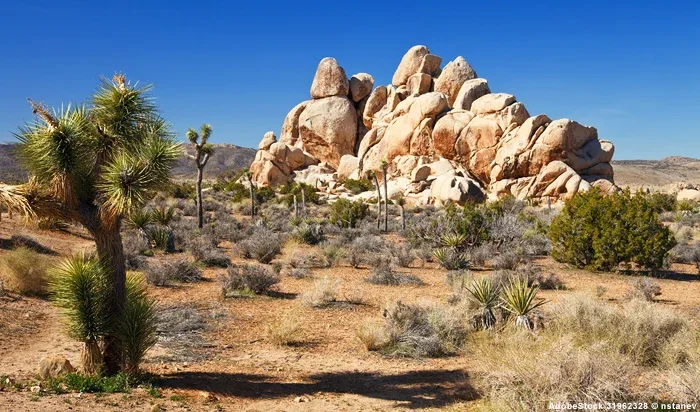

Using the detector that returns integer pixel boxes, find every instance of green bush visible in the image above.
[343,178,374,194]
[167,182,196,199]
[330,199,369,228]
[549,189,676,272]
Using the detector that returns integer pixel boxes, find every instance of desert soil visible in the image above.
[1,215,699,411]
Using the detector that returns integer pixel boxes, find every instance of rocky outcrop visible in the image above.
[39,356,75,380]
[251,45,617,205]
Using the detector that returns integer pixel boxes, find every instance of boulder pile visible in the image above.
[251,45,617,204]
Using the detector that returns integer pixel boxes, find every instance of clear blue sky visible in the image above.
[1,0,698,160]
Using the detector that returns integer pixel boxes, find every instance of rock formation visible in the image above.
[251,45,617,204]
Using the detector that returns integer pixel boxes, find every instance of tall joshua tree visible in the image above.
[381,160,389,232]
[2,74,180,373]
[186,124,213,229]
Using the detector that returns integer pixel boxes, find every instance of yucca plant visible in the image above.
[152,206,174,227]
[500,278,547,330]
[49,255,110,375]
[466,277,499,330]
[126,209,153,248]
[5,74,179,373]
[441,232,467,250]
[149,226,175,252]
[186,124,214,229]
[114,274,158,375]
[433,247,469,270]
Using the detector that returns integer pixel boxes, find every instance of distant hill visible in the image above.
[0,142,256,182]
[612,156,700,188]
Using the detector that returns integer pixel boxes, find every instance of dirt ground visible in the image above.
[1,214,699,411]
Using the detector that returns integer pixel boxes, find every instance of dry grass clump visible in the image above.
[267,310,303,346]
[300,277,341,308]
[289,249,326,268]
[145,260,202,286]
[237,228,284,264]
[219,264,280,297]
[366,254,422,286]
[473,294,695,409]
[625,277,662,302]
[0,247,53,296]
[358,300,468,357]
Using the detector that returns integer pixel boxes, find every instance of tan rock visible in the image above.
[411,165,431,182]
[310,57,349,99]
[357,127,386,163]
[427,158,455,176]
[39,356,75,380]
[418,54,442,77]
[430,174,485,205]
[568,138,615,172]
[251,160,290,186]
[337,155,360,180]
[287,145,306,170]
[407,73,432,96]
[258,131,277,150]
[677,189,700,202]
[349,73,374,103]
[433,56,477,106]
[453,78,490,111]
[268,141,287,161]
[432,110,475,159]
[363,86,388,129]
[280,101,310,145]
[392,45,430,86]
[298,96,357,168]
[471,93,516,115]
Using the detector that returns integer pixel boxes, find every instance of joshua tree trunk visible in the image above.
[196,166,204,229]
[372,174,381,229]
[301,188,306,217]
[293,195,298,219]
[92,226,126,375]
[399,205,405,231]
[247,174,256,217]
[382,165,388,232]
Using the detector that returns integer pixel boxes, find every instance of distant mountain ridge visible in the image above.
[0,142,256,182]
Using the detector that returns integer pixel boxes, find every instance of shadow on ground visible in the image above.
[157,369,477,408]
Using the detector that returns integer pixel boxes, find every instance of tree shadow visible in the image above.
[156,369,477,408]
[0,235,58,255]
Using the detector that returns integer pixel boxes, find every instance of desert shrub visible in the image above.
[329,199,369,228]
[347,235,386,268]
[356,321,389,351]
[535,272,565,290]
[377,301,468,357]
[188,236,231,268]
[390,244,414,268]
[220,264,280,296]
[284,267,309,279]
[625,277,662,302]
[291,222,325,245]
[549,188,676,272]
[35,217,69,231]
[433,248,469,270]
[267,311,303,346]
[152,206,175,226]
[343,178,374,194]
[491,250,522,270]
[167,182,196,199]
[300,277,341,308]
[647,191,677,213]
[289,249,327,268]
[468,243,496,267]
[521,230,552,256]
[366,254,422,286]
[321,242,345,267]
[0,247,52,296]
[145,260,202,287]
[144,263,171,286]
[238,228,284,264]
[670,243,700,269]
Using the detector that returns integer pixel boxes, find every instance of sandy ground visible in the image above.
[1,214,699,411]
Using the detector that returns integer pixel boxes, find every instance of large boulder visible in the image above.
[453,78,490,111]
[258,131,277,150]
[310,58,349,99]
[349,73,374,103]
[434,57,477,106]
[298,96,357,169]
[430,174,485,205]
[418,54,442,77]
[407,73,432,96]
[432,110,475,159]
[455,117,503,183]
[280,101,310,145]
[39,356,75,380]
[392,45,430,86]
[470,93,516,115]
[337,155,360,180]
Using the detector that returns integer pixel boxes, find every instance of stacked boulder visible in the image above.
[250,45,617,204]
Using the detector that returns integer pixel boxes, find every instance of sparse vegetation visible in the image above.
[0,247,53,296]
[219,264,280,296]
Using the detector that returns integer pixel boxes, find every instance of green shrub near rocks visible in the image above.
[330,199,369,228]
[549,188,676,272]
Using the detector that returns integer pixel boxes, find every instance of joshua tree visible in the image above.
[186,124,213,229]
[395,196,406,231]
[245,171,256,217]
[2,74,179,373]
[367,171,381,229]
[381,160,389,232]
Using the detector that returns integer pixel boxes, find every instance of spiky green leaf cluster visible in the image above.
[114,274,158,374]
[15,75,181,227]
[500,278,547,317]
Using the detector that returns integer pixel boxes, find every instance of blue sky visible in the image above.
[1,0,698,160]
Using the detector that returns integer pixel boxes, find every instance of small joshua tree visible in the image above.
[186,124,213,229]
[367,171,381,229]
[381,160,389,232]
[245,171,256,217]
[395,196,406,231]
